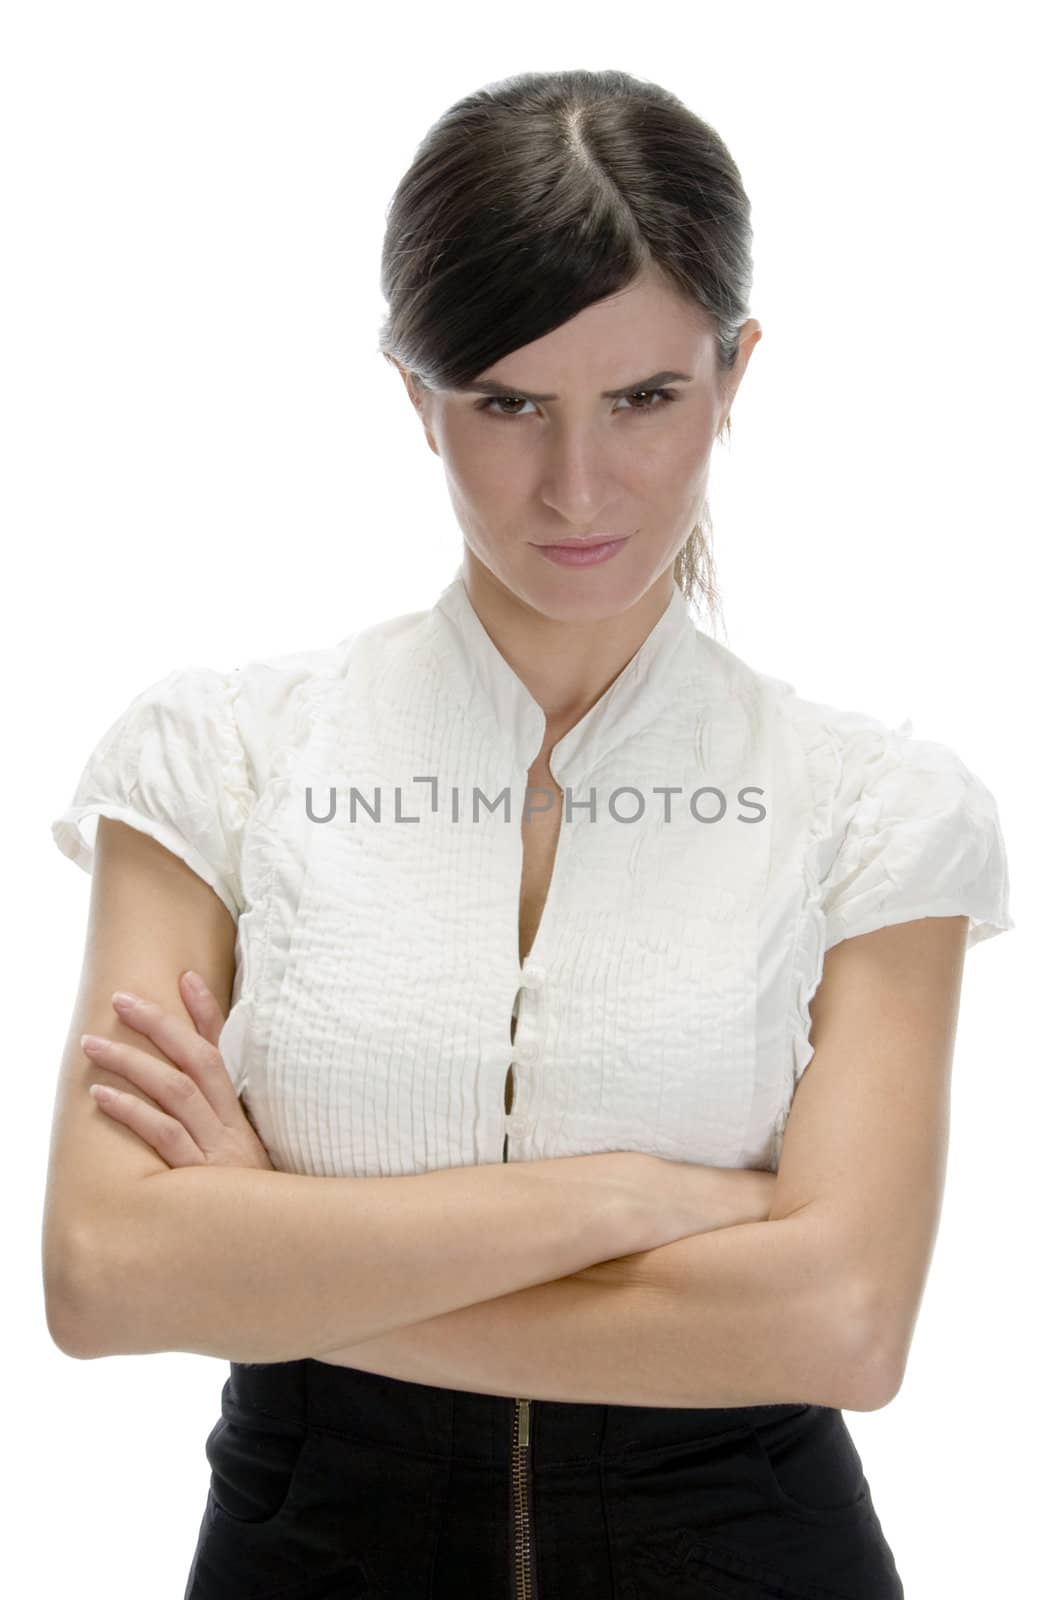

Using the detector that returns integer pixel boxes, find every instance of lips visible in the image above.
[533,535,631,568]
[535,536,626,549]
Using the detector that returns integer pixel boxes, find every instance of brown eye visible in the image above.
[619,388,678,411]
[477,395,532,418]
[477,388,678,420]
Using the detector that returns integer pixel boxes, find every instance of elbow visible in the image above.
[816,1265,903,1414]
[43,1223,128,1361]
[800,1248,902,1414]
[47,1305,106,1361]
[44,1252,109,1361]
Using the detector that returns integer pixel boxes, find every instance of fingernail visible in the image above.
[81,1034,111,1053]
[112,991,138,1009]
[182,970,206,992]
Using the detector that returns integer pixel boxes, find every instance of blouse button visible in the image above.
[521,966,545,991]
[515,1040,540,1064]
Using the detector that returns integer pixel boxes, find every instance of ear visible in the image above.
[732,318,762,384]
[383,352,412,395]
[717,318,762,431]
[384,355,439,456]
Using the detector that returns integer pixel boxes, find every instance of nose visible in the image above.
[538,426,618,527]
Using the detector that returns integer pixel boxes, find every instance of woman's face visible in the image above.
[393,268,760,622]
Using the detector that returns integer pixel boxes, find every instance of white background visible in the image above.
[6,2,1056,1594]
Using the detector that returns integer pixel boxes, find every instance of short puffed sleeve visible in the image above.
[50,664,254,925]
[820,719,1014,953]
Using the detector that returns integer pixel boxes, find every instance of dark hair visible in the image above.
[378,68,754,630]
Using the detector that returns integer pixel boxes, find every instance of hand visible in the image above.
[82,970,275,1171]
[572,1164,779,1289]
[639,1157,780,1250]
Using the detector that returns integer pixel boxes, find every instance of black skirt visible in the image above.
[183,1357,905,1599]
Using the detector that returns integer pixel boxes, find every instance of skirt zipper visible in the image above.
[507,988,538,1598]
[511,1397,538,1599]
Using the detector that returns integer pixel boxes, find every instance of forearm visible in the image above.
[69,1155,641,1363]
[314,1214,878,1410]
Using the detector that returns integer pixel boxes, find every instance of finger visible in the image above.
[111,992,232,1117]
[179,970,227,1050]
[88,1084,207,1167]
[83,1035,220,1153]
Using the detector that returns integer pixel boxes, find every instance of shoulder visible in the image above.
[690,635,1005,860]
[718,648,992,822]
[770,688,1012,951]
[212,606,435,784]
[780,687,996,830]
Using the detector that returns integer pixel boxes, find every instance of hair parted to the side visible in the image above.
[377,68,755,632]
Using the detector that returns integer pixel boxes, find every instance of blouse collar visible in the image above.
[426,561,701,786]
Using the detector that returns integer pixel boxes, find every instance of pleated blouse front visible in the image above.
[51,565,1014,1177]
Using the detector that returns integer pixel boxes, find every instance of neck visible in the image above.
[460,550,676,733]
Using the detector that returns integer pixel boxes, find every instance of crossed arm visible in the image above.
[57,831,964,1409]
[311,915,968,1414]
[309,1199,877,1411]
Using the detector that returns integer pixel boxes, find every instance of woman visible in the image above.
[47,69,1012,1599]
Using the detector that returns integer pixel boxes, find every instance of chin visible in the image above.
[520,558,663,623]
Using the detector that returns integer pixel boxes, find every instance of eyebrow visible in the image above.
[457,369,694,402]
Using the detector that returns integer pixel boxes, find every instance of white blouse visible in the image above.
[51,566,1014,1177]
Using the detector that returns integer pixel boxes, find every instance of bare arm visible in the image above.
[69,1149,682,1362]
[759,915,969,1396]
[302,1182,875,1411]
[68,1105,777,1364]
